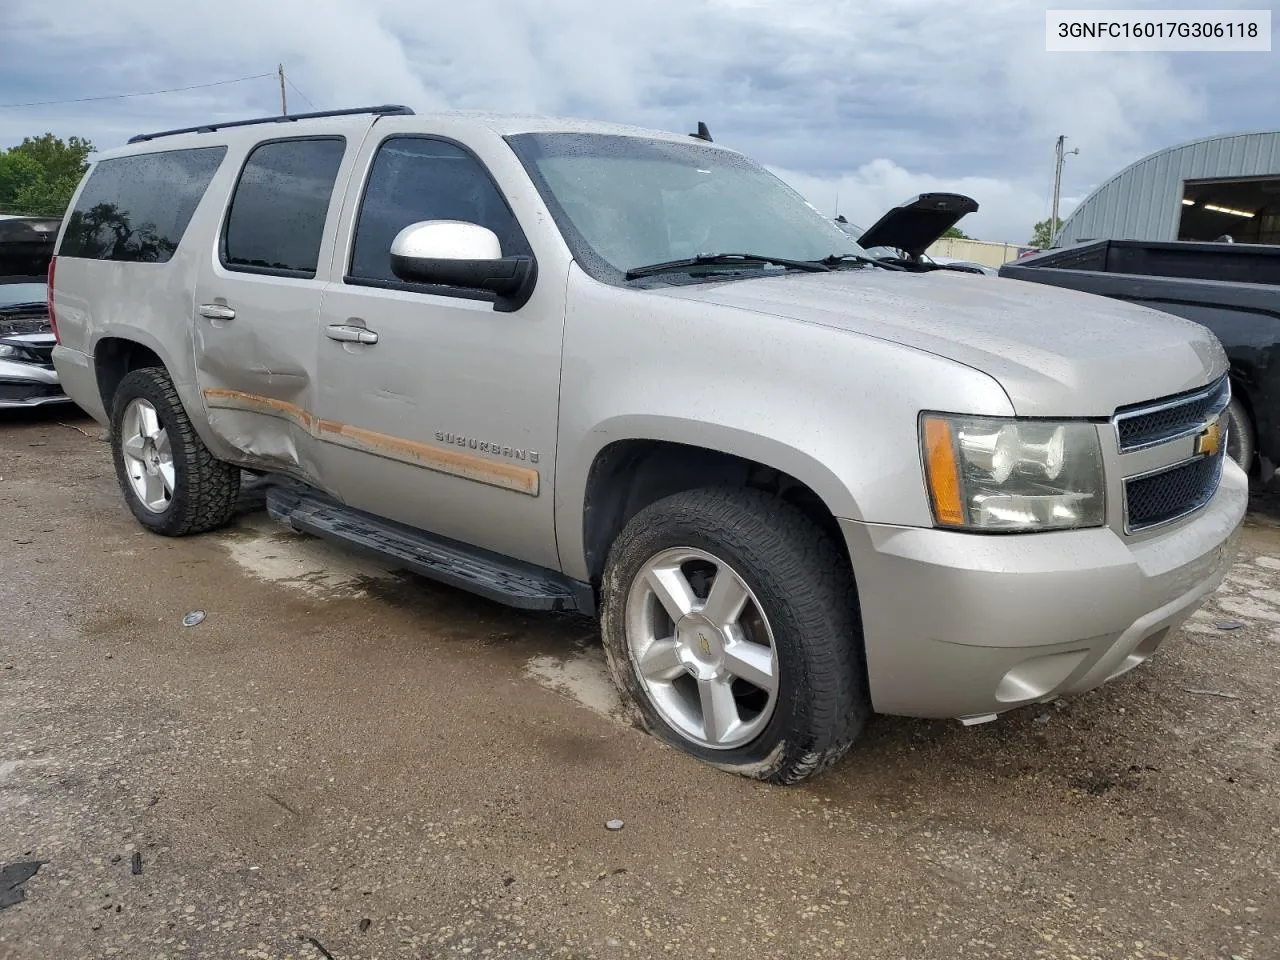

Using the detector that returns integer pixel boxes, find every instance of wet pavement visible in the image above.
[1,408,1277,960]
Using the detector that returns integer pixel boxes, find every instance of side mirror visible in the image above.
[389,220,536,311]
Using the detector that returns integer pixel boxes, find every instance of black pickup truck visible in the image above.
[1000,239,1280,477]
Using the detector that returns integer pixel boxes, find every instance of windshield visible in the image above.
[0,282,46,308]
[507,132,862,281]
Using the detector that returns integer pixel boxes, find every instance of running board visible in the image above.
[266,485,593,614]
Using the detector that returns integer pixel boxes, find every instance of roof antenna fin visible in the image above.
[689,121,712,142]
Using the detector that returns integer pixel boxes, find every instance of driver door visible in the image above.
[312,131,564,569]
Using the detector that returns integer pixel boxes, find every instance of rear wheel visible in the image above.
[110,367,240,536]
[600,487,868,784]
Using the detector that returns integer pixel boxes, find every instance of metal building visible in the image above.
[1056,130,1280,247]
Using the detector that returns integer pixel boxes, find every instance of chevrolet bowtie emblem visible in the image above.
[1196,419,1222,458]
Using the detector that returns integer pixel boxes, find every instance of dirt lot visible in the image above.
[0,408,1276,960]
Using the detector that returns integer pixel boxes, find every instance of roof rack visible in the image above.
[127,104,415,144]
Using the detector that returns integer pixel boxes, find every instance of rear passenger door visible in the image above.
[192,135,352,485]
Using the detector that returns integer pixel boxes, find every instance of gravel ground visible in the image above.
[0,408,1277,960]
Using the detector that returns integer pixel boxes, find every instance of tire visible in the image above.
[600,487,869,784]
[1224,396,1254,473]
[109,367,240,536]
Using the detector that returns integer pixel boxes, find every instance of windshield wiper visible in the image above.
[0,301,47,314]
[625,253,830,280]
[820,253,905,271]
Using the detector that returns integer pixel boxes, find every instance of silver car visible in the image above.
[49,107,1246,783]
[0,216,69,408]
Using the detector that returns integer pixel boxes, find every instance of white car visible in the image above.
[0,216,69,408]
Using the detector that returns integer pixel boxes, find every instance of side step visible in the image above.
[266,485,593,614]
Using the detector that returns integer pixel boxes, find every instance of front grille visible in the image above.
[1124,450,1224,531]
[1114,376,1230,452]
[0,380,64,402]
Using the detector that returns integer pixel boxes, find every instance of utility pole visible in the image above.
[1050,134,1079,245]
[278,63,288,116]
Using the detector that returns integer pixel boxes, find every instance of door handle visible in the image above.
[325,323,379,345]
[198,303,236,321]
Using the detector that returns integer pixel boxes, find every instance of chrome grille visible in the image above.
[1114,376,1230,452]
[1114,376,1230,533]
[1124,450,1225,532]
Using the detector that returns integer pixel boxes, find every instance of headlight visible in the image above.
[921,414,1105,531]
[0,344,16,358]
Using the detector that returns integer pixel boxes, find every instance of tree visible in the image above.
[1029,217,1063,248]
[941,226,970,240]
[0,133,95,217]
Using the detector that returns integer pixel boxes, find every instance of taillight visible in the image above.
[46,255,59,343]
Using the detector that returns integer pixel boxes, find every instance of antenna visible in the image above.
[689,121,712,142]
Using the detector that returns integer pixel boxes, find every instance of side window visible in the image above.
[349,137,529,286]
[223,137,345,278]
[59,147,226,263]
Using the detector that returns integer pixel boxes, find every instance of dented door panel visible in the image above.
[191,135,358,488]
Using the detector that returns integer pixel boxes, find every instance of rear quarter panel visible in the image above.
[51,140,245,445]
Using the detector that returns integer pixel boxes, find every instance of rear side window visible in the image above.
[223,137,346,278]
[59,146,226,263]
[349,137,529,285]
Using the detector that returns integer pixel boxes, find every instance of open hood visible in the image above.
[0,216,60,284]
[852,193,978,259]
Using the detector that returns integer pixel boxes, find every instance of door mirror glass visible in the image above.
[389,220,535,310]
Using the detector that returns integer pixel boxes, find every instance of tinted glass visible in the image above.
[350,137,527,283]
[224,138,345,276]
[60,147,226,263]
[507,133,858,279]
[0,282,45,307]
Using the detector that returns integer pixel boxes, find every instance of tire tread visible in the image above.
[601,487,868,784]
[110,367,240,536]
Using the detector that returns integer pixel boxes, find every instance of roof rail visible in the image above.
[127,104,415,144]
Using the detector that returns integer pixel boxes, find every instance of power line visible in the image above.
[0,73,276,109]
[285,76,317,112]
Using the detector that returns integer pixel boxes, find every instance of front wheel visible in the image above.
[600,487,869,784]
[110,367,240,536]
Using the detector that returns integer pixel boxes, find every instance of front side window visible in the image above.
[349,137,529,286]
[59,147,226,263]
[507,132,861,282]
[223,138,346,277]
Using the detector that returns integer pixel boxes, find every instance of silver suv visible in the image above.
[51,105,1247,783]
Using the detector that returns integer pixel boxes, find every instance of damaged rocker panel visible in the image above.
[202,388,540,496]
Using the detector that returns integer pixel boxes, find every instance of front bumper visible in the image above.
[842,458,1248,720]
[0,356,70,409]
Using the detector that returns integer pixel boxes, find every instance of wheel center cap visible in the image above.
[677,616,725,669]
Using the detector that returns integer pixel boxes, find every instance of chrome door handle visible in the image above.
[198,303,236,321]
[325,324,379,345]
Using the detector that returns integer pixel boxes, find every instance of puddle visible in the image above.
[524,647,623,718]
[218,518,397,598]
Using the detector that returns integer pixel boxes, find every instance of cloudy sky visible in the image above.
[1,0,1274,244]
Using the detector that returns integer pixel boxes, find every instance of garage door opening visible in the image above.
[1179,176,1280,244]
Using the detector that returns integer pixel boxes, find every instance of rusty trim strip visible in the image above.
[201,388,539,496]
[203,387,315,430]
